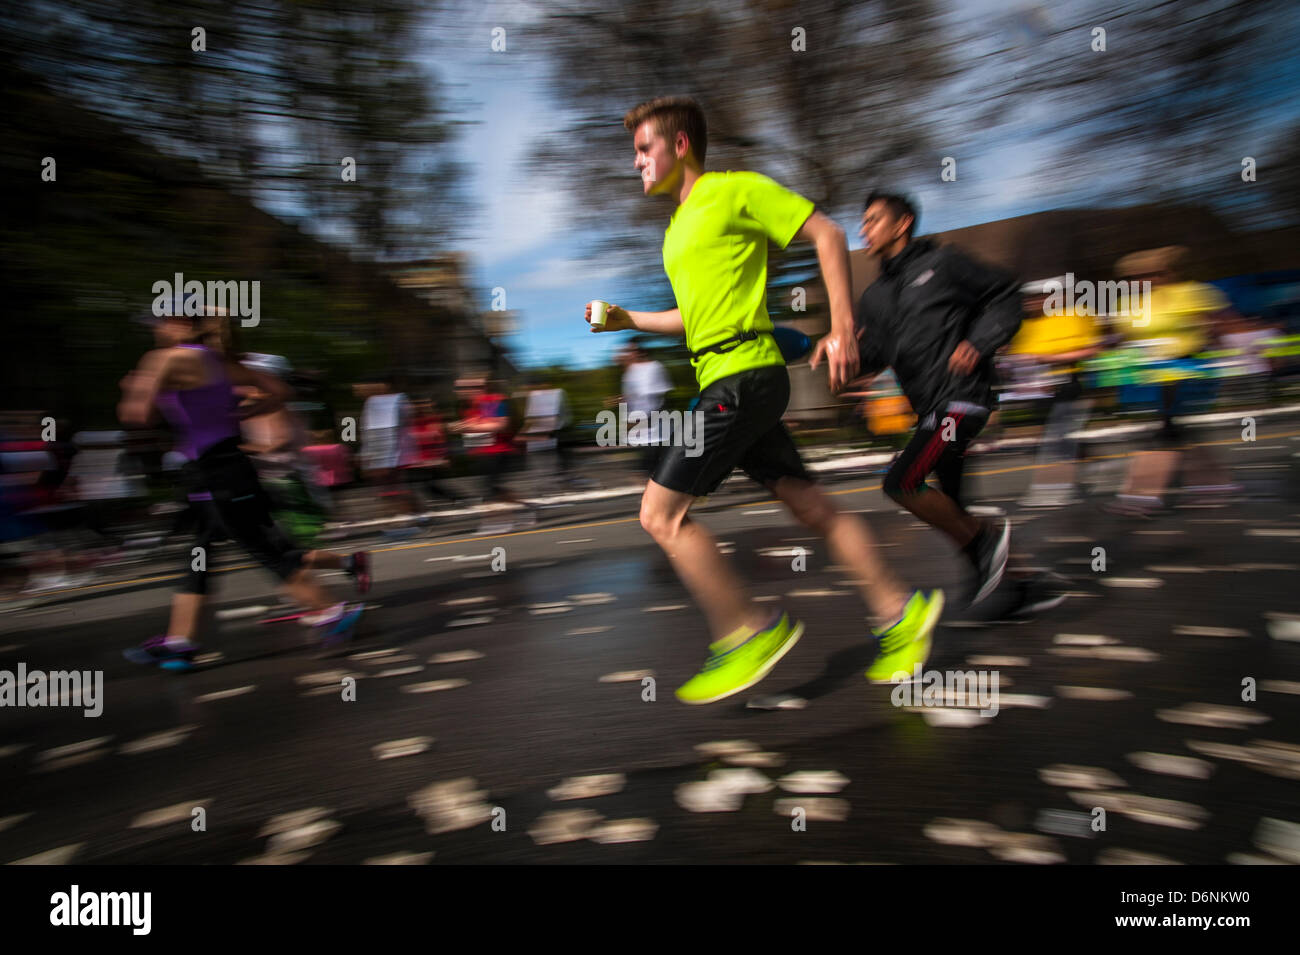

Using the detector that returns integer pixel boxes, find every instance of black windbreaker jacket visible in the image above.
[853,238,1022,419]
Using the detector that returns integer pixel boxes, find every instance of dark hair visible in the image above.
[624,96,708,164]
[863,191,919,240]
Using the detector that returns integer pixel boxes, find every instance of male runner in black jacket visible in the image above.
[856,192,1022,605]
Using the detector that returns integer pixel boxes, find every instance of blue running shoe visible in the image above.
[124,635,198,671]
[316,602,365,647]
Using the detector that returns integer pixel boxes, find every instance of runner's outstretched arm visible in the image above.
[801,211,860,391]
[585,302,683,336]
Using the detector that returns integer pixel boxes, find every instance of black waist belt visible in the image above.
[688,330,767,362]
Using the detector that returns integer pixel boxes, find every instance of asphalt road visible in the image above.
[2,430,1299,864]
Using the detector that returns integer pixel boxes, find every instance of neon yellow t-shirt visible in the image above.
[1122,281,1228,360]
[662,171,815,390]
[1008,310,1099,358]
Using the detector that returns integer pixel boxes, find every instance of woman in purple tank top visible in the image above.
[116,308,373,669]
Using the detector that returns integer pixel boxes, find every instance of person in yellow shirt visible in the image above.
[583,96,941,702]
[1108,247,1233,515]
[1008,278,1102,507]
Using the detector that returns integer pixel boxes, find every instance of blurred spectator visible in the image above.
[241,353,332,543]
[405,397,462,508]
[450,376,535,531]
[1109,246,1235,515]
[1008,278,1102,507]
[359,376,420,520]
[521,376,578,487]
[616,340,672,476]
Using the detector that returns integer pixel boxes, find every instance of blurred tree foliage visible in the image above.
[523,0,953,303]
[1,0,469,259]
[521,0,1293,295]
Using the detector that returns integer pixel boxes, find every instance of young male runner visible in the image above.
[855,192,1022,605]
[584,97,943,702]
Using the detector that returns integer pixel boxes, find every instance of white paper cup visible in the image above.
[589,300,610,329]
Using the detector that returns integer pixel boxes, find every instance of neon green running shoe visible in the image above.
[676,611,805,705]
[865,589,944,684]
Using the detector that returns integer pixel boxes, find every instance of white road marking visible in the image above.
[778,771,849,794]
[408,779,494,835]
[1054,634,1118,646]
[558,538,594,544]
[529,809,603,844]
[599,670,654,683]
[1048,646,1160,662]
[0,814,33,834]
[1253,818,1300,864]
[1096,848,1183,865]
[988,833,1065,865]
[428,650,484,664]
[1098,577,1164,588]
[923,818,1003,848]
[967,655,1030,667]
[364,852,434,865]
[375,666,424,678]
[674,781,743,813]
[1261,680,1300,695]
[746,694,807,711]
[589,819,659,844]
[1055,686,1133,701]
[216,605,270,620]
[744,509,779,515]
[642,604,686,612]
[294,670,358,687]
[349,648,401,661]
[694,740,760,757]
[268,820,342,854]
[547,774,626,801]
[1069,791,1208,830]
[1265,613,1300,642]
[1157,703,1270,728]
[194,685,255,703]
[119,725,198,755]
[1126,752,1214,779]
[443,596,494,606]
[722,751,788,767]
[1173,625,1249,638]
[1039,764,1125,789]
[401,679,470,694]
[774,798,849,822]
[568,593,616,605]
[920,709,991,727]
[37,738,112,762]
[373,737,434,760]
[447,616,493,628]
[566,626,613,635]
[8,843,82,865]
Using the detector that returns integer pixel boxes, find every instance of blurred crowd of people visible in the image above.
[1,246,1296,605]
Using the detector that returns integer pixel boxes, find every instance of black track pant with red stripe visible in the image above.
[882,407,988,508]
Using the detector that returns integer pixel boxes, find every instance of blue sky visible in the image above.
[430,0,1300,370]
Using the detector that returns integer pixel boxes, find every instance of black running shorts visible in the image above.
[651,364,814,496]
[180,438,305,594]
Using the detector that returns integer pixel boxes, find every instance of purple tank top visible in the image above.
[155,345,241,460]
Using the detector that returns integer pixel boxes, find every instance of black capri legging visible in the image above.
[180,438,305,595]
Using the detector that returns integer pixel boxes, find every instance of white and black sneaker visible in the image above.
[967,518,1010,606]
[1004,572,1070,620]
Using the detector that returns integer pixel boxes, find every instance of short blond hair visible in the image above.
[623,96,707,163]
